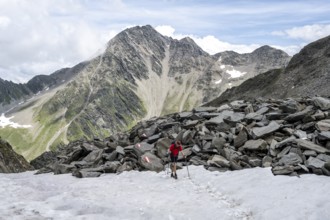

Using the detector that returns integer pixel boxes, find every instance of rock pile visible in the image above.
[31,97,330,178]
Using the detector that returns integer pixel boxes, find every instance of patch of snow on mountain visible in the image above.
[226,69,246,78]
[218,56,226,70]
[0,113,32,128]
[215,79,222,84]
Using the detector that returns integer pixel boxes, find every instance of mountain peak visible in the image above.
[180,36,195,43]
[124,25,156,34]
[115,25,161,40]
[254,45,273,51]
[175,36,208,56]
[107,24,169,51]
[251,45,290,62]
[252,45,288,56]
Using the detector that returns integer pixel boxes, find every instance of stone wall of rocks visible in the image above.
[31,97,330,178]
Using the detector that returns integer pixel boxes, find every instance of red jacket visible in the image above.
[169,144,182,156]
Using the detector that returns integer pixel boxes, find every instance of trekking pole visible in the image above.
[164,162,167,175]
[163,155,168,175]
[165,154,170,175]
[185,157,190,179]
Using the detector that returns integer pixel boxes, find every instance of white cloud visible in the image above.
[270,44,304,56]
[0,16,10,28]
[272,24,330,41]
[156,25,302,56]
[156,25,260,55]
[193,35,260,55]
[0,0,117,83]
[155,25,175,37]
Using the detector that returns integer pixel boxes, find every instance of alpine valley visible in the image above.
[0,24,307,161]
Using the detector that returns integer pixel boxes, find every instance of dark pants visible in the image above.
[170,154,178,163]
[170,154,178,174]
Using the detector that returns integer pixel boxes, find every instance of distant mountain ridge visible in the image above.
[0,25,291,160]
[0,79,31,109]
[211,45,290,96]
[206,35,330,106]
[0,62,88,113]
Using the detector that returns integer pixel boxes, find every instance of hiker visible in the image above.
[168,140,185,179]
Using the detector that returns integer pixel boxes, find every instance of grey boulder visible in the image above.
[313,97,330,110]
[140,153,164,172]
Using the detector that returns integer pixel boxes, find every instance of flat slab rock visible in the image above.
[294,139,330,154]
[193,106,217,112]
[207,110,244,125]
[242,139,268,151]
[251,121,281,139]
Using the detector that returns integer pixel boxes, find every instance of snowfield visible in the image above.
[0,166,329,220]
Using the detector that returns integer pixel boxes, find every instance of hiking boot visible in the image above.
[171,173,174,178]
[174,173,178,179]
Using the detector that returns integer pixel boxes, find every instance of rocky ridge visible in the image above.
[207,35,330,106]
[0,61,87,113]
[0,79,31,112]
[32,96,330,178]
[0,138,34,173]
[212,45,290,96]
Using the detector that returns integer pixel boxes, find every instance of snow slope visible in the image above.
[0,166,329,220]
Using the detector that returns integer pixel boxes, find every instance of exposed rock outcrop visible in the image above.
[0,138,34,173]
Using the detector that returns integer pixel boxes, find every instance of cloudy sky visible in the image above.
[1,0,330,83]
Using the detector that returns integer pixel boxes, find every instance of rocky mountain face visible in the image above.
[1,25,290,160]
[26,62,88,94]
[0,138,33,173]
[211,45,290,96]
[207,35,330,106]
[31,96,330,178]
[0,79,32,112]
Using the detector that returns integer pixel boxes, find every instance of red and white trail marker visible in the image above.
[144,156,150,163]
